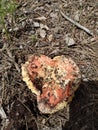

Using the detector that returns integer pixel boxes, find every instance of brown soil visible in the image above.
[0,0,98,130]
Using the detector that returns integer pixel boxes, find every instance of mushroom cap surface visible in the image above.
[22,55,81,113]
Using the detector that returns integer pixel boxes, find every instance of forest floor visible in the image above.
[0,0,98,130]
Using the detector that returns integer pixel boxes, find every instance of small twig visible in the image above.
[1,75,5,103]
[60,11,94,36]
[6,48,20,72]
[25,116,28,130]
[81,102,94,109]
[0,107,7,119]
[0,106,9,130]
[17,99,33,115]
[0,43,7,52]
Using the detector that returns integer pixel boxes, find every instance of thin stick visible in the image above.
[17,99,33,114]
[6,48,20,72]
[25,116,28,130]
[60,11,93,36]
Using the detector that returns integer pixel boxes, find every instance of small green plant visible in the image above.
[31,35,38,42]
[0,0,17,40]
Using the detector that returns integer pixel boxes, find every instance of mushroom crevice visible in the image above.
[21,55,81,114]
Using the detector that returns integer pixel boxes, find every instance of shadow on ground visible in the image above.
[63,80,98,130]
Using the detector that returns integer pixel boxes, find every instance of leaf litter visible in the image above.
[0,0,98,130]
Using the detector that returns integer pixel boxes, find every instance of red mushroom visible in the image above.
[21,55,81,114]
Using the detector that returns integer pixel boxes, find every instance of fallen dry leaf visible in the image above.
[65,35,75,46]
[40,23,49,30]
[48,34,53,42]
[33,22,40,28]
[39,29,46,38]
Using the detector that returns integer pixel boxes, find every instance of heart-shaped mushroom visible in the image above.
[21,55,81,114]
